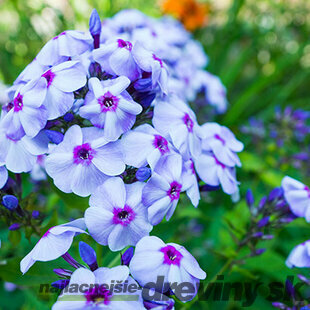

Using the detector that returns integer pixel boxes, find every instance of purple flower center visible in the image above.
[42,69,56,88]
[117,39,132,51]
[85,287,111,306]
[112,205,136,226]
[152,54,163,68]
[167,181,182,201]
[213,155,226,169]
[304,186,310,198]
[73,143,95,165]
[13,93,23,112]
[153,135,169,155]
[183,113,194,132]
[161,245,183,266]
[214,134,226,145]
[98,92,119,112]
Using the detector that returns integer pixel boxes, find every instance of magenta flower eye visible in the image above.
[112,205,136,226]
[98,91,119,112]
[117,39,132,51]
[78,149,90,159]
[13,93,23,112]
[167,181,182,201]
[42,69,56,88]
[85,287,111,305]
[183,113,194,132]
[153,135,169,155]
[73,143,95,165]
[161,245,183,266]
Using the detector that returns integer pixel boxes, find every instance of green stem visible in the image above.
[208,257,235,285]
[107,252,121,268]
[96,243,103,266]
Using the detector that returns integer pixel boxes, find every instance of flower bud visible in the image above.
[51,279,70,290]
[32,210,40,219]
[63,113,74,122]
[257,216,269,228]
[62,252,83,269]
[271,302,286,309]
[200,184,221,192]
[45,130,64,145]
[258,196,267,210]
[297,274,310,285]
[53,268,73,278]
[252,232,263,238]
[268,187,283,202]
[121,247,134,266]
[274,200,287,209]
[245,189,254,207]
[2,195,19,211]
[89,9,101,49]
[89,9,101,36]
[136,167,151,182]
[262,235,274,240]
[79,241,98,271]
[89,62,102,78]
[253,248,266,256]
[285,279,295,298]
[9,223,20,231]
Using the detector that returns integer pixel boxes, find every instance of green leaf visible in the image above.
[8,230,21,246]
[0,257,68,286]
[239,152,265,172]
[50,181,89,211]
[231,265,259,280]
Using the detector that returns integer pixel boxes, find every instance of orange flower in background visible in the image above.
[160,0,209,31]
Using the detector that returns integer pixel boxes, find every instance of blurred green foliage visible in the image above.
[0,0,310,309]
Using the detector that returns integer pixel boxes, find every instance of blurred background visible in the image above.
[0,0,310,309]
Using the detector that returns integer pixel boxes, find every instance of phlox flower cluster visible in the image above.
[0,8,245,309]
